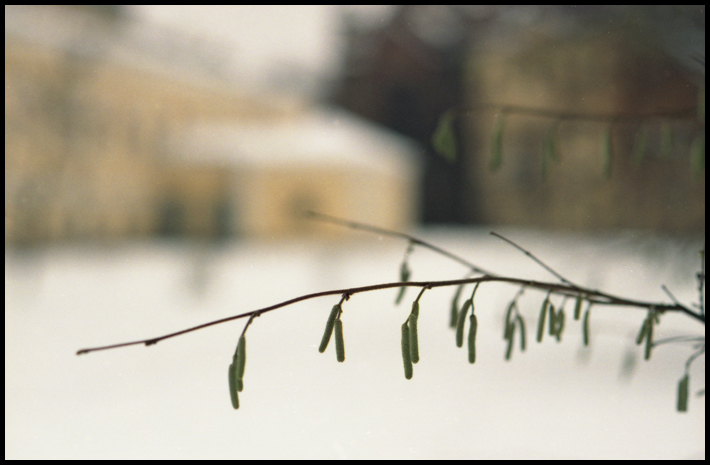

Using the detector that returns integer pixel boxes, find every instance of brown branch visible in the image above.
[490,231,582,289]
[77,213,704,356]
[308,211,703,321]
[304,211,495,276]
[76,274,703,356]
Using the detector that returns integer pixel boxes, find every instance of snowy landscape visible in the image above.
[5,227,705,459]
[6,5,704,460]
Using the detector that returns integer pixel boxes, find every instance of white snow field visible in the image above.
[5,227,705,459]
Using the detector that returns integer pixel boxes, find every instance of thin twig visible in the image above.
[653,335,706,347]
[490,231,582,289]
[684,343,706,373]
[661,285,683,308]
[304,211,494,275]
[306,211,703,323]
[414,283,432,303]
[77,274,704,356]
[78,214,704,356]
[239,312,260,340]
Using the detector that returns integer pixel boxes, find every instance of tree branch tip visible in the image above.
[74,214,705,361]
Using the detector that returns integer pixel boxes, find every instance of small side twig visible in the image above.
[490,231,582,289]
[304,211,494,276]
[662,285,683,308]
[653,335,706,347]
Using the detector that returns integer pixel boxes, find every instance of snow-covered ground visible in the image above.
[5,227,705,459]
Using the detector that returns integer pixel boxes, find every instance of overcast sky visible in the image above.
[131,6,392,87]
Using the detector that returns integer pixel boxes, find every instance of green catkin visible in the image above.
[644,317,653,361]
[319,304,340,353]
[677,374,689,412]
[395,287,407,305]
[228,364,239,409]
[401,260,411,281]
[395,261,411,305]
[334,318,345,362]
[602,124,613,178]
[409,302,420,364]
[468,313,478,364]
[699,85,705,123]
[633,127,648,167]
[236,336,246,381]
[691,134,705,177]
[582,306,591,347]
[490,112,505,171]
[541,124,558,181]
[651,308,660,324]
[401,323,413,380]
[661,124,674,156]
[542,127,555,160]
[573,295,583,320]
[635,318,649,345]
[555,309,565,342]
[516,314,526,352]
[537,298,548,343]
[450,283,465,328]
[456,299,472,348]
[547,122,559,161]
[504,322,515,361]
[548,303,557,336]
[503,301,516,340]
[432,110,457,162]
[541,144,551,180]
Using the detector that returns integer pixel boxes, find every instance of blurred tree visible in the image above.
[330,5,704,228]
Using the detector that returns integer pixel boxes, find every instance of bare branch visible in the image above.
[76,274,704,356]
[661,285,684,308]
[304,211,494,275]
[490,231,582,289]
[77,213,704,358]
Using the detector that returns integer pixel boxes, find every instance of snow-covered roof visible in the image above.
[168,107,422,178]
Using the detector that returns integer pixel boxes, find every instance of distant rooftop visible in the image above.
[168,107,422,178]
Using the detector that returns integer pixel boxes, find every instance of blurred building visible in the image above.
[331,5,704,232]
[333,5,470,224]
[5,5,420,245]
[168,109,419,238]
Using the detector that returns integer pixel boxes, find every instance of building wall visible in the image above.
[5,6,419,245]
[331,6,705,232]
[4,17,299,245]
[333,6,468,224]
[465,29,704,231]
[232,162,417,238]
